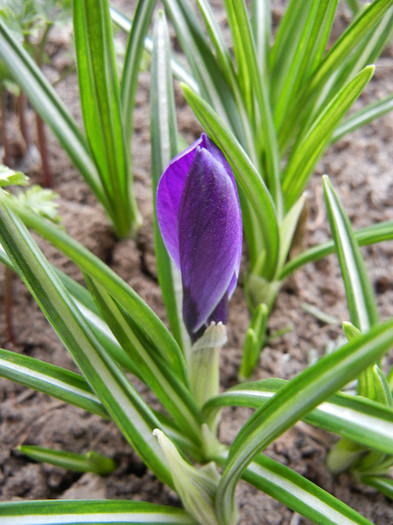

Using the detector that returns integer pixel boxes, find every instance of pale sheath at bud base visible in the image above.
[156,133,242,341]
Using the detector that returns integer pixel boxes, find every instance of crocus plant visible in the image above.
[1,2,393,525]
[155,0,393,377]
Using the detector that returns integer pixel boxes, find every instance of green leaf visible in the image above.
[282,66,374,211]
[243,454,372,525]
[223,0,282,216]
[323,176,379,332]
[0,18,105,205]
[204,378,393,455]
[331,93,393,143]
[0,348,108,419]
[0,500,196,525]
[361,475,393,500]
[0,165,28,187]
[272,0,338,131]
[215,319,393,524]
[162,0,245,143]
[194,0,260,170]
[73,0,140,238]
[84,274,202,444]
[345,0,361,17]
[277,193,307,273]
[182,84,279,279]
[278,0,393,154]
[120,0,156,143]
[0,199,171,486]
[13,185,60,223]
[154,429,221,525]
[1,241,145,377]
[196,0,236,91]
[150,10,189,353]
[332,6,393,103]
[18,445,116,475]
[250,0,271,81]
[280,220,393,279]
[110,5,198,91]
[302,0,393,107]
[5,198,188,385]
[239,304,268,381]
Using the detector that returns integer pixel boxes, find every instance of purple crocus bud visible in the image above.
[157,133,242,341]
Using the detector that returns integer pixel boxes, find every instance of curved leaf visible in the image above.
[204,378,393,455]
[215,320,393,524]
[182,84,279,279]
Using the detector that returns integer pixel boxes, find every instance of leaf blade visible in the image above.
[0,500,196,525]
[215,320,393,523]
[0,199,171,486]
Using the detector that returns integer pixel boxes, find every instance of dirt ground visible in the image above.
[1,2,393,524]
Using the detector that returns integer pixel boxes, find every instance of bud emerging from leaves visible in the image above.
[157,134,242,341]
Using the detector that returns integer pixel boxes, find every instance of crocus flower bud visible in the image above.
[157,133,242,341]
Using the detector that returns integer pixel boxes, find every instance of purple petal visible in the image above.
[204,135,241,296]
[156,136,203,266]
[178,147,242,335]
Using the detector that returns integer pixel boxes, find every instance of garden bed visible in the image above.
[1,2,393,523]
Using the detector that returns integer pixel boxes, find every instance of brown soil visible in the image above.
[1,2,393,524]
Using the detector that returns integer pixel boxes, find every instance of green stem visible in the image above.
[190,323,227,411]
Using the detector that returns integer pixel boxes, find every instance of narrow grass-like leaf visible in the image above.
[0,241,138,375]
[280,220,393,279]
[323,176,380,399]
[120,0,156,142]
[361,475,393,500]
[277,193,307,273]
[85,275,202,444]
[243,455,372,525]
[273,0,338,131]
[222,0,260,117]
[196,0,237,89]
[270,0,308,78]
[0,348,108,419]
[195,0,258,168]
[163,0,243,141]
[0,200,171,486]
[150,11,189,353]
[223,0,282,215]
[251,0,271,80]
[182,84,279,279]
[0,19,104,204]
[0,500,196,525]
[278,0,393,153]
[332,94,393,143]
[6,199,187,384]
[0,346,200,460]
[18,446,116,475]
[204,378,393,455]
[239,304,268,381]
[331,6,393,106]
[211,449,372,525]
[56,271,138,375]
[73,0,139,238]
[302,0,393,104]
[282,66,374,211]
[110,5,198,91]
[215,320,393,524]
[323,176,379,331]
